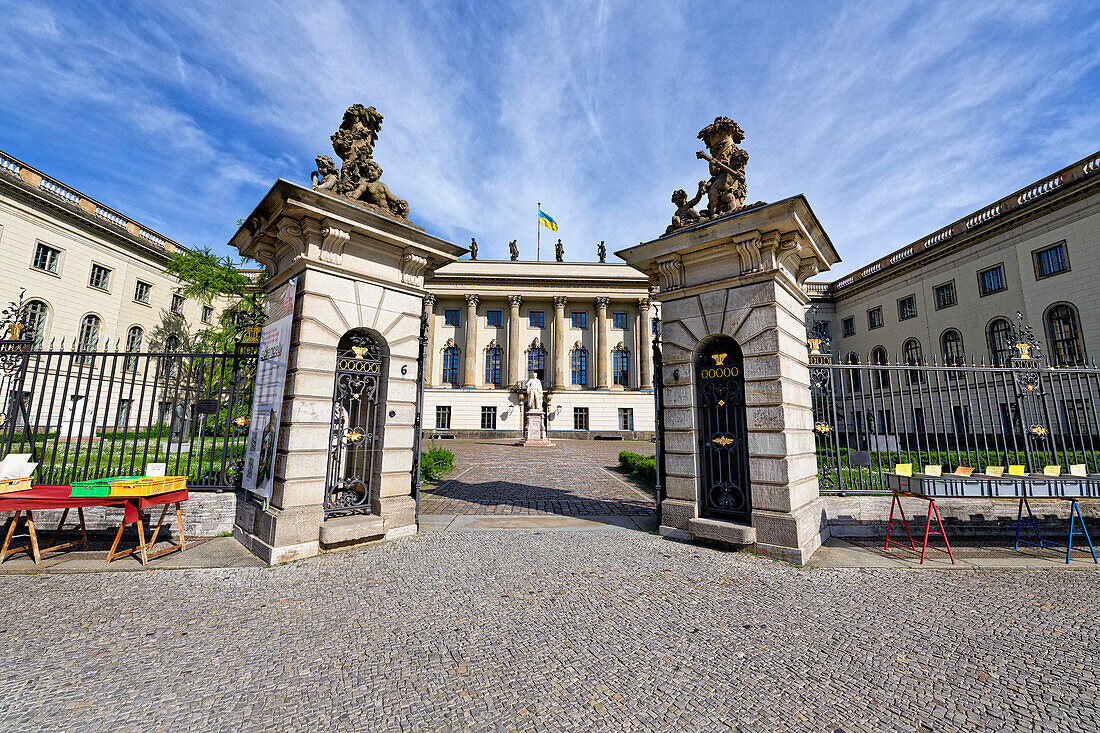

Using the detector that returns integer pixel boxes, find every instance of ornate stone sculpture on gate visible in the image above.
[664,116,764,235]
[310,104,416,227]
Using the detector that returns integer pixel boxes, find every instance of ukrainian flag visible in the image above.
[539,209,558,232]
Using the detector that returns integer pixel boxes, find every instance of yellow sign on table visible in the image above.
[1043,465,1061,477]
[1008,465,1026,476]
[986,466,1005,477]
[895,463,913,477]
[1070,464,1087,477]
[924,465,942,476]
[954,466,974,477]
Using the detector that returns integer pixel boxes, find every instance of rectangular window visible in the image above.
[933,281,956,310]
[117,398,132,429]
[897,295,916,321]
[867,307,883,330]
[978,264,1006,296]
[32,243,61,273]
[875,410,893,434]
[201,305,213,324]
[480,406,497,430]
[842,317,855,337]
[613,349,629,386]
[618,408,634,431]
[573,407,589,431]
[1033,241,1069,279]
[1061,399,1090,435]
[444,309,460,326]
[486,310,502,327]
[571,348,587,386]
[952,406,971,435]
[913,408,925,434]
[612,312,628,329]
[134,281,152,304]
[571,312,587,329]
[435,406,452,430]
[88,264,111,291]
[529,311,544,328]
[485,348,501,385]
[171,294,185,316]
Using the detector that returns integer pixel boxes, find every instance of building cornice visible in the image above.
[810,150,1100,300]
[0,149,187,265]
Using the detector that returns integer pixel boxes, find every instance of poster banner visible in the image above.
[242,278,298,498]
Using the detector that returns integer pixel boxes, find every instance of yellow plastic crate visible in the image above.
[0,477,32,495]
[108,476,187,497]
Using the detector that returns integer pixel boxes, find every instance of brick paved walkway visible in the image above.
[1,529,1096,731]
[421,439,657,516]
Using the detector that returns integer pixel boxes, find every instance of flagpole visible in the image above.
[536,201,541,261]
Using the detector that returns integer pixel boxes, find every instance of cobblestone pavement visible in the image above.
[2,527,1098,732]
[421,439,657,516]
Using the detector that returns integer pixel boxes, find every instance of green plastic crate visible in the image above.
[69,476,145,498]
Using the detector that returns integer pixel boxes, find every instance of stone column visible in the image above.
[637,297,652,389]
[594,297,610,389]
[507,295,523,387]
[463,293,479,388]
[424,294,437,387]
[552,296,568,389]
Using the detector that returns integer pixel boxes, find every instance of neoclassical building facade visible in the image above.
[422,261,658,437]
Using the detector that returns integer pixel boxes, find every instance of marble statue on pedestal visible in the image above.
[525,375,544,411]
[517,376,552,446]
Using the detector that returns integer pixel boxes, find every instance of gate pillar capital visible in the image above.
[617,197,840,565]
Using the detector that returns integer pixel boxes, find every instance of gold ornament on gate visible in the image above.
[814,422,831,435]
[234,416,249,427]
[351,345,368,359]
[711,353,727,366]
[808,338,821,355]
[712,435,733,447]
[1015,342,1031,359]
[345,429,363,443]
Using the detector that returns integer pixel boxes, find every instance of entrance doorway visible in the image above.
[696,335,751,521]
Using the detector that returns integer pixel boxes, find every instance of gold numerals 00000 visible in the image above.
[700,367,740,380]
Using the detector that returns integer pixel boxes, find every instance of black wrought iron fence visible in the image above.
[807,312,1100,494]
[1,338,258,490]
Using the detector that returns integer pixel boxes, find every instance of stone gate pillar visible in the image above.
[229,181,463,563]
[617,196,839,564]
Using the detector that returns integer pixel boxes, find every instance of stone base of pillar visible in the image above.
[751,498,830,565]
[517,409,553,446]
[233,500,323,564]
[376,494,417,534]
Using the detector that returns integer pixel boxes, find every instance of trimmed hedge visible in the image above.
[420,445,455,482]
[619,451,657,484]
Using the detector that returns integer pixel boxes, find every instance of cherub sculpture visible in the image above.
[665,181,708,234]
[311,155,339,192]
[509,239,519,261]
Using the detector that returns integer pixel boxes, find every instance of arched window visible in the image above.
[844,352,861,391]
[871,346,889,388]
[941,329,964,367]
[1046,303,1084,366]
[904,338,924,383]
[484,347,502,385]
[24,299,48,348]
[77,314,100,351]
[612,348,629,386]
[571,347,587,386]
[527,347,546,381]
[124,326,144,372]
[442,346,460,384]
[988,318,1014,367]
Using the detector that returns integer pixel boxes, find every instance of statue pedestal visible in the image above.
[518,409,553,447]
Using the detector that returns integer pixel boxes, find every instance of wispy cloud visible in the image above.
[0,0,1096,275]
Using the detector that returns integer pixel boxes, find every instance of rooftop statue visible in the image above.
[555,238,564,262]
[469,237,478,260]
[310,103,415,226]
[664,116,763,235]
[597,240,606,263]
[509,239,519,261]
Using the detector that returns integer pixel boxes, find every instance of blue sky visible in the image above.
[1,0,1097,277]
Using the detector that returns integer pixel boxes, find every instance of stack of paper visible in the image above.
[0,454,38,480]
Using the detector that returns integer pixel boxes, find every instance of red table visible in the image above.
[0,486,188,565]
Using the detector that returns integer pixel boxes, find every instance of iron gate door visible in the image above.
[325,331,386,516]
[697,336,751,521]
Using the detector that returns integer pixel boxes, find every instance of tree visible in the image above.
[164,246,267,351]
